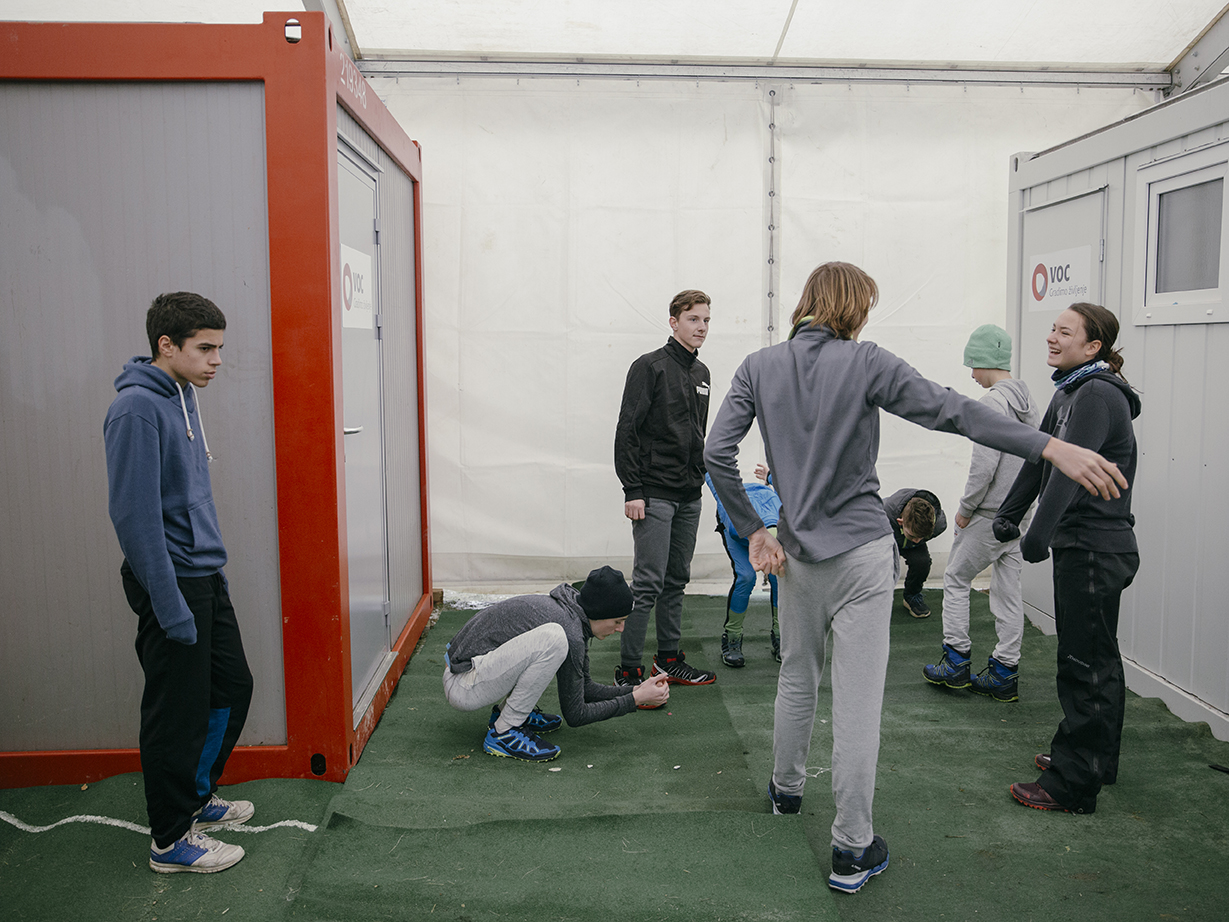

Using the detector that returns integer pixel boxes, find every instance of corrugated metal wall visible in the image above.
[337,104,424,638]
[1008,88,1229,732]
[0,81,287,750]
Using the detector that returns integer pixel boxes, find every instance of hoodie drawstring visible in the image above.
[174,381,213,462]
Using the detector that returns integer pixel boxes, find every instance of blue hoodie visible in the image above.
[104,358,226,642]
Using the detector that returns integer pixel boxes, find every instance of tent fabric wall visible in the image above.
[370,75,1150,587]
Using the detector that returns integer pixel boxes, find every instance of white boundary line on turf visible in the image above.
[0,811,317,835]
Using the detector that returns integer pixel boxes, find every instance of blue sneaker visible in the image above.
[192,793,254,829]
[768,778,801,815]
[483,723,561,762]
[149,830,244,874]
[490,704,562,733]
[829,834,889,893]
[970,656,1019,702]
[922,644,971,689]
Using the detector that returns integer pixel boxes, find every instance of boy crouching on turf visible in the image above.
[442,567,671,762]
[883,488,946,618]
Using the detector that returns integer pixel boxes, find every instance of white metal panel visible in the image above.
[0,80,285,750]
[1007,87,1229,738]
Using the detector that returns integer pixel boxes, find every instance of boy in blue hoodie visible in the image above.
[104,292,254,874]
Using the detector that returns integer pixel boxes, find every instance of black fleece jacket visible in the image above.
[996,367,1140,562]
[614,337,710,504]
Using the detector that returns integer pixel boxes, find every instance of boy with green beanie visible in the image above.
[923,324,1040,701]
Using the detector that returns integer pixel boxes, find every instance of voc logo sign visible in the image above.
[340,243,374,330]
[1026,245,1092,312]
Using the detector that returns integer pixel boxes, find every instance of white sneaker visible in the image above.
[192,793,255,829]
[149,830,245,873]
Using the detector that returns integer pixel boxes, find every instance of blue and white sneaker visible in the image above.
[483,723,561,762]
[149,830,244,874]
[829,835,889,893]
[489,704,562,733]
[768,778,801,815]
[192,793,255,829]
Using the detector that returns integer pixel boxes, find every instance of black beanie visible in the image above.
[578,566,633,620]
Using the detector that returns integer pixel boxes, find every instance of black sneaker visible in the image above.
[768,778,801,815]
[902,592,930,618]
[721,632,745,668]
[829,834,889,893]
[651,651,716,686]
[615,664,663,709]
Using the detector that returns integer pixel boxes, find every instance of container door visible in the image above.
[1017,189,1106,623]
[337,147,392,712]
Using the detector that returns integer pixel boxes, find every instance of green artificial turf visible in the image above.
[4,588,1229,922]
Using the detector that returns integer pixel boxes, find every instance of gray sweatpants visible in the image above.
[442,623,568,733]
[621,496,702,666]
[772,533,896,851]
[941,514,1024,666]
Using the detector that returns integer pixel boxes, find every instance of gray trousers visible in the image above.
[442,623,568,733]
[620,496,702,666]
[941,514,1024,666]
[773,534,896,851]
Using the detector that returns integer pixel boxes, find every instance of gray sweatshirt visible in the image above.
[957,378,1040,522]
[445,584,636,727]
[703,325,1050,564]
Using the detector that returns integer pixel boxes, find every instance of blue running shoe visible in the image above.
[829,835,889,893]
[922,644,971,689]
[768,778,801,815]
[970,655,1019,702]
[483,723,561,762]
[490,704,562,733]
[192,793,254,829]
[149,830,244,874]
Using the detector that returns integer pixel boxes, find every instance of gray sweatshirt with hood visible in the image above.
[957,377,1041,522]
[445,583,636,727]
[704,325,1051,564]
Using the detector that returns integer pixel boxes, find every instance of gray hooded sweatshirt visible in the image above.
[704,325,1050,564]
[957,377,1041,522]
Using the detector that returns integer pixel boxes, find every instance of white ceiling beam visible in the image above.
[357,59,1170,90]
[301,0,360,60]
[1168,3,1229,96]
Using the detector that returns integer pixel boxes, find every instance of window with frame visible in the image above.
[1135,141,1229,326]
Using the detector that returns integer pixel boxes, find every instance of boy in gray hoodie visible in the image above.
[924,325,1040,702]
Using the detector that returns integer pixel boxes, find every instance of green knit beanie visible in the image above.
[963,324,1012,370]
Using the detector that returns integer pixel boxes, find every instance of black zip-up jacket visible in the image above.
[996,367,1140,561]
[614,337,710,504]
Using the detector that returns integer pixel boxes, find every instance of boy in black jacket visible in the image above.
[613,289,716,695]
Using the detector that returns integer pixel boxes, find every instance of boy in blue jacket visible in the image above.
[705,465,781,667]
[104,292,254,874]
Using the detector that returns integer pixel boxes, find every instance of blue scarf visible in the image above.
[1052,359,1109,390]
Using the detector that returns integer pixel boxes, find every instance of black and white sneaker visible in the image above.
[829,835,889,893]
[768,778,801,815]
[651,651,716,686]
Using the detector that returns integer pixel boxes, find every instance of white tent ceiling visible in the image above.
[6,1,1228,71]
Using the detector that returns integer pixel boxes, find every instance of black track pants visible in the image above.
[123,561,254,847]
[1039,548,1138,813]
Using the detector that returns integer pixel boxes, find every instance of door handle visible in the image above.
[344,426,363,435]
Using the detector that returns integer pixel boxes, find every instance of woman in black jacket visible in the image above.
[995,302,1140,815]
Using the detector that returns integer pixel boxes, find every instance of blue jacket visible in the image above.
[705,473,780,541]
[104,358,226,641]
